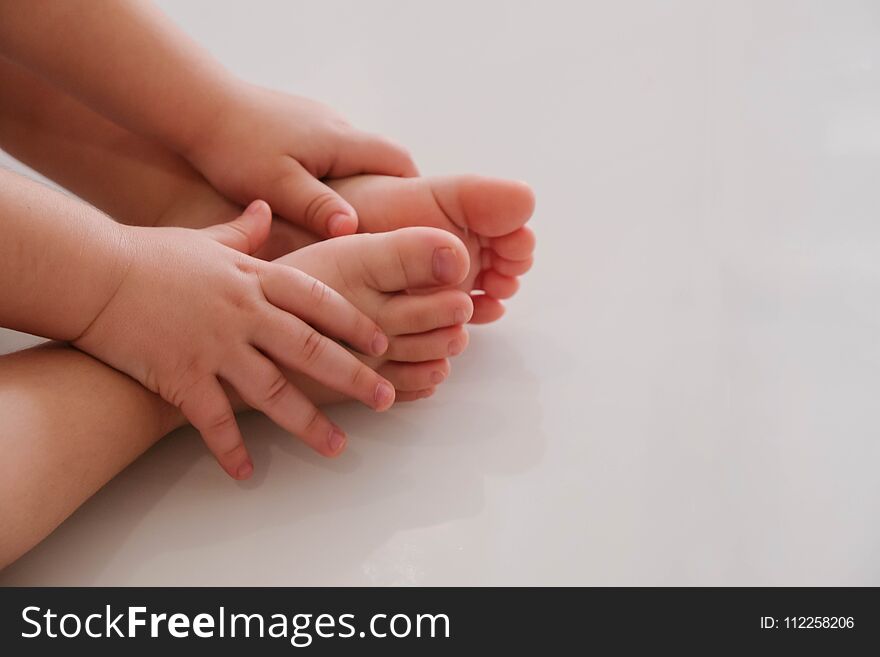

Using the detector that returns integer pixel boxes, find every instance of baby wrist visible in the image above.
[170,73,243,163]
[72,220,137,344]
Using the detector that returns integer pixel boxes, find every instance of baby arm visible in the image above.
[0,342,182,569]
[0,336,350,569]
[0,54,314,259]
[0,0,231,159]
[0,0,416,235]
[0,168,132,342]
[0,56,316,260]
[0,171,396,480]
[0,52,207,230]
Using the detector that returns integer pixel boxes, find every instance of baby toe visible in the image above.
[470,294,505,324]
[440,176,535,237]
[491,253,534,277]
[378,359,450,392]
[386,325,470,362]
[360,226,470,291]
[379,289,473,335]
[480,271,520,299]
[395,387,438,402]
[490,226,536,261]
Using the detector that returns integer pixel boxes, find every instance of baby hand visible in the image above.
[184,83,417,238]
[74,201,395,480]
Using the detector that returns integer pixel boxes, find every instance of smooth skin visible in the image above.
[0,54,537,322]
[0,56,534,477]
[0,126,532,569]
[0,144,533,571]
[0,46,536,559]
[0,169,400,480]
[0,0,417,236]
[0,225,472,570]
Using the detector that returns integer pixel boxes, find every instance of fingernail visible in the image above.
[327,212,355,236]
[430,370,446,385]
[236,460,254,480]
[371,330,388,356]
[244,200,266,216]
[448,339,463,356]
[374,381,395,409]
[328,426,346,453]
[454,307,469,324]
[432,247,459,283]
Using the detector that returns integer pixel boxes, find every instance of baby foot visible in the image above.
[268,226,475,411]
[330,175,536,323]
[152,173,534,324]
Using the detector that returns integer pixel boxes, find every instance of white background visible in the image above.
[2,0,880,585]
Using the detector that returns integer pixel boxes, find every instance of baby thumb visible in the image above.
[202,200,272,254]
[268,161,358,237]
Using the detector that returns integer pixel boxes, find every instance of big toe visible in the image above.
[358,227,471,290]
[432,175,535,238]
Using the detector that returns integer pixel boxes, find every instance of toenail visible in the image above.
[432,247,459,283]
[448,339,463,356]
[328,426,346,453]
[454,307,468,324]
[430,370,446,385]
[236,460,254,480]
[374,381,395,409]
[371,330,389,356]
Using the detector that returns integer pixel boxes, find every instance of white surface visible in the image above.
[3,0,880,585]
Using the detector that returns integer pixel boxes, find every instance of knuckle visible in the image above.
[219,442,247,461]
[302,191,339,228]
[348,311,371,346]
[349,362,368,390]
[165,360,208,408]
[233,257,261,276]
[308,275,330,307]
[259,372,290,409]
[225,269,263,313]
[205,410,237,434]
[299,329,327,365]
[227,289,254,313]
[302,405,324,436]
